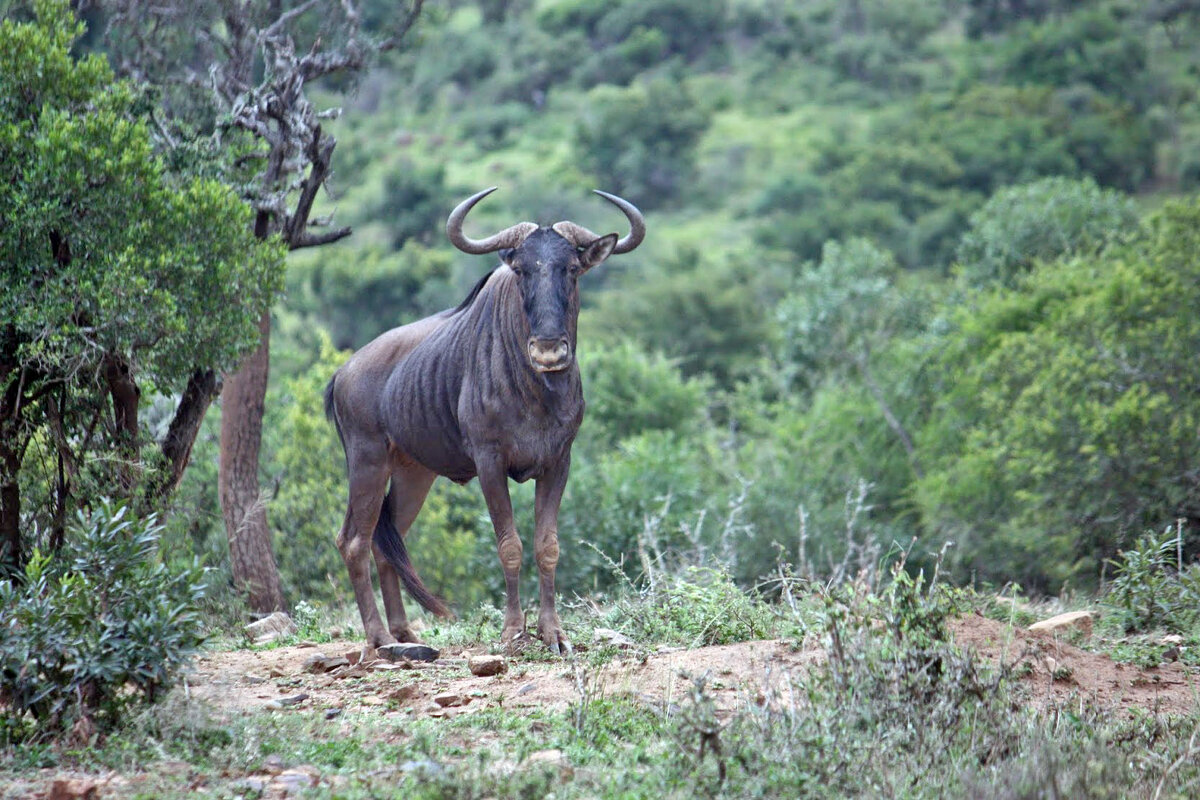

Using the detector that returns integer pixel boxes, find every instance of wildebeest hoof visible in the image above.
[541,629,572,657]
[503,629,536,656]
[377,642,440,662]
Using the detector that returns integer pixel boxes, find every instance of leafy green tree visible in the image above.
[0,1,284,571]
[777,239,929,476]
[586,247,788,389]
[955,176,1137,288]
[574,77,712,209]
[576,338,709,448]
[916,199,1200,591]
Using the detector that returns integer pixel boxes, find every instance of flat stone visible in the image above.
[245,611,296,644]
[303,653,350,674]
[386,685,419,703]
[468,655,507,677]
[526,749,573,778]
[273,768,317,795]
[593,628,636,649]
[1028,611,1093,638]
[48,779,98,800]
[377,643,440,663]
[433,692,466,707]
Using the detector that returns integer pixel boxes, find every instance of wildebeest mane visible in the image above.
[452,268,498,314]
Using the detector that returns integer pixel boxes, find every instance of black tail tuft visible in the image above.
[323,374,337,423]
[373,491,453,619]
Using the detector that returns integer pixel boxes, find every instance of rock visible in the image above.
[433,692,466,708]
[526,749,574,778]
[232,776,269,794]
[1162,634,1184,645]
[263,754,286,774]
[48,779,98,800]
[377,642,440,663]
[303,653,350,674]
[324,707,343,720]
[272,768,317,795]
[343,649,363,666]
[399,759,444,777]
[245,611,297,645]
[265,692,310,710]
[468,655,507,677]
[1028,611,1093,638]
[386,685,419,703]
[593,628,636,649]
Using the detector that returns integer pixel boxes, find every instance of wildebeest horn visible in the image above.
[446,187,538,255]
[552,190,646,255]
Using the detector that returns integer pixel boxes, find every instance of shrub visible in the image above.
[955,176,1137,288]
[599,566,776,648]
[0,502,206,743]
[1105,525,1200,634]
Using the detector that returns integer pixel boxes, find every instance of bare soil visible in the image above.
[948,613,1200,716]
[188,613,1200,722]
[10,615,1200,799]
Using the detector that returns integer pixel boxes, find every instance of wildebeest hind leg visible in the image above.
[336,448,392,649]
[374,463,437,642]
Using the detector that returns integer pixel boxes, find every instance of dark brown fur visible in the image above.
[325,227,620,653]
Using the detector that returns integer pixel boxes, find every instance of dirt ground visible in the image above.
[10,615,1200,799]
[189,613,1200,722]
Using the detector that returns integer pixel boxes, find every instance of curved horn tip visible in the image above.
[590,189,645,254]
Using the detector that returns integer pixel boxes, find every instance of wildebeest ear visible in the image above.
[498,248,516,266]
[578,233,619,272]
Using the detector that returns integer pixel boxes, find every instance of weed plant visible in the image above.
[0,502,206,746]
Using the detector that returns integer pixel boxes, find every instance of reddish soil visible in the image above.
[186,614,1200,723]
[948,613,1200,717]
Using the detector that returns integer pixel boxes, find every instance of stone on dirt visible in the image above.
[1028,611,1093,638]
[48,779,98,800]
[244,611,297,645]
[377,642,440,663]
[433,692,467,707]
[303,653,350,674]
[526,749,574,778]
[468,654,507,676]
[593,628,636,649]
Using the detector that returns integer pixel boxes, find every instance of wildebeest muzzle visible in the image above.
[527,336,572,372]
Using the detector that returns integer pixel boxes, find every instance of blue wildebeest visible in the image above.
[324,188,645,654]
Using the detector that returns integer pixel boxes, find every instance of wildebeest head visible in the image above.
[446,188,645,373]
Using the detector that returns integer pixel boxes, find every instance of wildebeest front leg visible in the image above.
[534,456,571,655]
[477,457,526,649]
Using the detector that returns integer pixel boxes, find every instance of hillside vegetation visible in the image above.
[168,0,1200,610]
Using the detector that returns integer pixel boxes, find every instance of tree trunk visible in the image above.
[218,310,284,613]
[0,440,22,574]
[145,368,221,508]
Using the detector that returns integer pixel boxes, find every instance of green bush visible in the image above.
[955,176,1137,288]
[916,199,1200,590]
[0,502,206,743]
[1105,525,1200,634]
[600,566,776,647]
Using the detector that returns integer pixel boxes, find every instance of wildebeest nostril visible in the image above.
[527,337,571,370]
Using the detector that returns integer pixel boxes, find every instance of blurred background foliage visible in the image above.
[44,0,1200,610]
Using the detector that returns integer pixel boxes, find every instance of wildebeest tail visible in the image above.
[373,490,453,618]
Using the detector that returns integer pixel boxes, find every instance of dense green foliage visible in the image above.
[0,502,206,743]
[144,0,1200,607]
[0,0,285,567]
